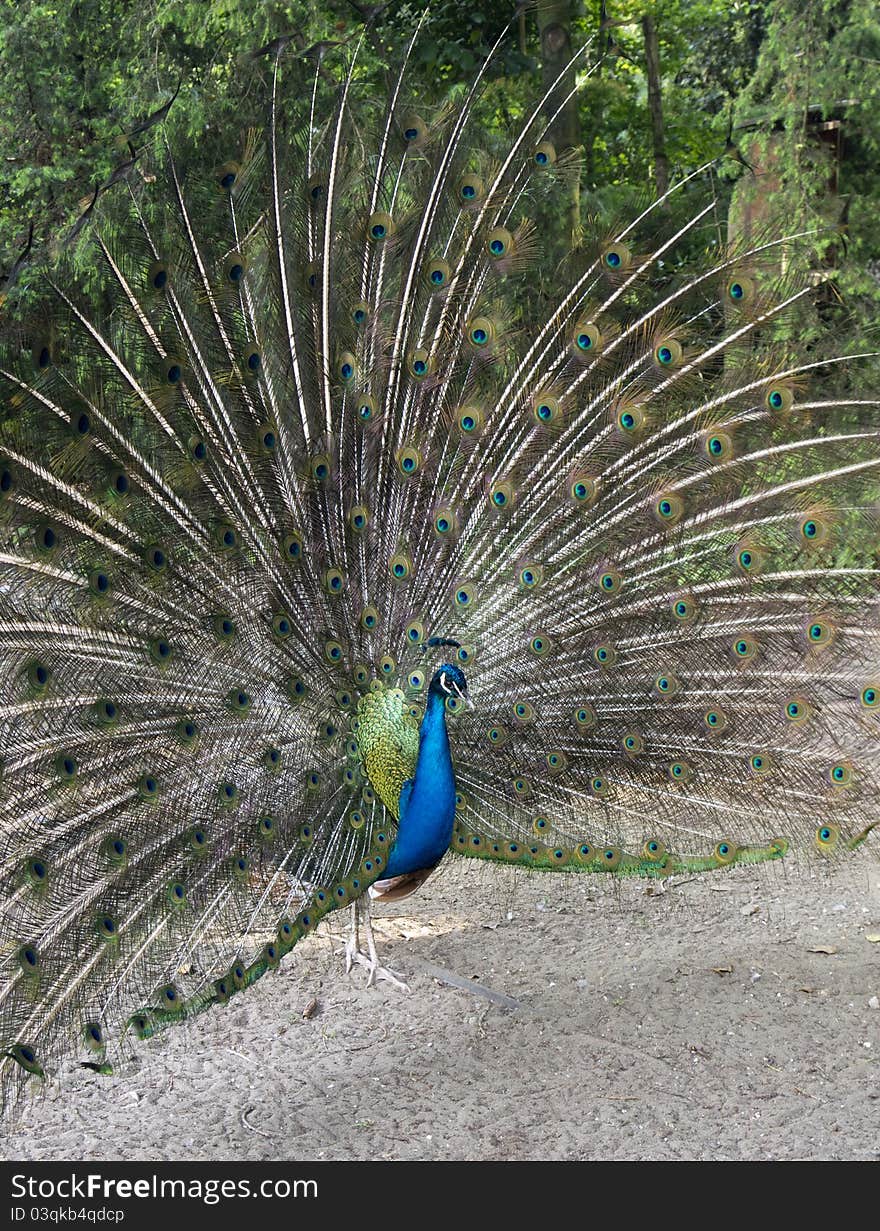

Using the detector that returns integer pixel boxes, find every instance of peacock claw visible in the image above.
[346,948,410,993]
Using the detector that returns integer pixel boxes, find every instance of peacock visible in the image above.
[1,14,878,1113]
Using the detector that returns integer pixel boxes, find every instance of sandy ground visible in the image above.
[3,856,879,1162]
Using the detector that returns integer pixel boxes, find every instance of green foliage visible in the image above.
[1,0,877,379]
[0,0,325,289]
[0,1,536,300]
[733,0,880,387]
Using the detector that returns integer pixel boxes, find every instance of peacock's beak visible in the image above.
[452,681,474,711]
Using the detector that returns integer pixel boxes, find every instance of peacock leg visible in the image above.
[341,896,409,992]
[343,902,360,974]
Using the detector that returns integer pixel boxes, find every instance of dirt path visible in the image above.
[4,858,879,1161]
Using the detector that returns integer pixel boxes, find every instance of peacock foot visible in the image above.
[345,947,410,992]
[339,900,410,992]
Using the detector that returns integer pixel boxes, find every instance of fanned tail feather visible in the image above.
[0,29,878,1110]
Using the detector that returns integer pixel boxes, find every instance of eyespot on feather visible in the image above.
[367,212,395,242]
[654,673,682,699]
[455,173,485,208]
[702,706,729,733]
[424,257,452,290]
[654,492,684,524]
[488,478,516,511]
[671,594,699,623]
[653,338,683,369]
[592,641,617,667]
[704,431,733,462]
[731,635,759,662]
[407,348,434,380]
[569,473,599,508]
[396,445,422,477]
[433,506,457,537]
[306,172,327,205]
[532,394,563,426]
[217,161,240,191]
[223,251,246,284]
[783,695,813,725]
[532,141,556,168]
[725,273,755,305]
[456,405,485,437]
[765,382,795,412]
[465,315,497,350]
[349,505,369,533]
[574,703,598,731]
[571,320,603,358]
[598,568,622,595]
[486,227,514,261]
[815,823,840,852]
[601,241,631,272]
[147,260,170,292]
[615,403,647,436]
[400,113,429,147]
[389,552,412,582]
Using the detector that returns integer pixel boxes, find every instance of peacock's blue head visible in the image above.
[429,662,471,706]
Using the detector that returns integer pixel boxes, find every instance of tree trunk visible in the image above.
[641,14,669,199]
[537,0,581,240]
[584,1,609,188]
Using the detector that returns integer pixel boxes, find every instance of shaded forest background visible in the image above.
[0,0,878,362]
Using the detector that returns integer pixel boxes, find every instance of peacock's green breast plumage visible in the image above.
[355,687,420,821]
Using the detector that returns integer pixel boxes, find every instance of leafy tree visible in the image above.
[733,0,880,372]
[1,0,876,375]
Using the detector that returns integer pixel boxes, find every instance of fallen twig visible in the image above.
[420,963,521,1010]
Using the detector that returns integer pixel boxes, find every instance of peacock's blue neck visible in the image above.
[384,690,456,877]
